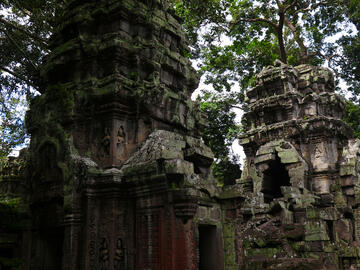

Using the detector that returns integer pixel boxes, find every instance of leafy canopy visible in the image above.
[171,0,360,180]
[174,0,352,93]
[0,0,64,157]
[198,90,242,185]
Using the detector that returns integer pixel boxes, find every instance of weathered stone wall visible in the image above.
[237,61,360,269]
[22,0,225,269]
[0,151,29,270]
[2,0,360,269]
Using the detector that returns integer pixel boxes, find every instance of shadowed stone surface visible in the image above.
[0,150,29,270]
[1,1,360,270]
[15,0,223,269]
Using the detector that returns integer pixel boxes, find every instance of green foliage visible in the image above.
[0,0,65,157]
[198,91,242,185]
[173,0,349,92]
[170,0,229,49]
[339,35,360,103]
[0,257,21,270]
[0,90,27,157]
[172,0,360,180]
[338,2,360,103]
[346,0,360,27]
[0,197,22,211]
[211,157,242,186]
[344,101,360,138]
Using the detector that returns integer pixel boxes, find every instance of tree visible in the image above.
[171,0,360,178]
[338,0,360,102]
[344,100,360,138]
[335,0,360,137]
[198,91,242,185]
[0,89,26,157]
[0,0,64,157]
[175,0,351,89]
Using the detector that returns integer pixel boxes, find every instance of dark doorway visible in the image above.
[261,153,291,203]
[0,247,13,257]
[35,230,64,270]
[199,225,218,270]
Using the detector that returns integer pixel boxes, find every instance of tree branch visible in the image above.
[277,9,287,63]
[284,15,308,63]
[3,30,39,71]
[315,51,341,64]
[0,16,48,45]
[284,0,298,13]
[231,105,243,110]
[239,18,278,30]
[13,0,32,17]
[292,1,327,15]
[0,65,38,90]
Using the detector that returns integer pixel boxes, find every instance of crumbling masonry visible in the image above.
[237,61,360,269]
[0,0,360,269]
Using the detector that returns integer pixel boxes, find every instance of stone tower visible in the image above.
[24,0,223,269]
[2,0,360,269]
[237,61,360,269]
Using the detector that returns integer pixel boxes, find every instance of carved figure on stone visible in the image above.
[117,126,126,145]
[114,238,125,270]
[102,128,111,156]
[99,238,109,270]
[74,158,89,192]
[314,145,322,159]
[116,126,126,158]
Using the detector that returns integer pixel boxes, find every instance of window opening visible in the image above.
[261,152,291,203]
[326,220,334,242]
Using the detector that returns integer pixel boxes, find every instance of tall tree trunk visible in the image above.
[277,12,287,63]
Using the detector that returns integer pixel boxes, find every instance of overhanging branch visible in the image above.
[238,17,278,30]
[3,30,39,71]
[284,16,308,63]
[0,65,39,90]
[0,16,48,46]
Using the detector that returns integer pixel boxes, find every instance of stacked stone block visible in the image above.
[238,61,360,269]
[2,0,360,269]
[0,152,29,270]
[22,0,225,269]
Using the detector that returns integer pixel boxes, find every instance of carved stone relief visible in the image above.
[101,127,111,157]
[99,238,109,270]
[114,238,125,270]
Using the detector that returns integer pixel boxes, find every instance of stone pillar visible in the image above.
[62,212,82,270]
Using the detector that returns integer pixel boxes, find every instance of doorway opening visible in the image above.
[261,153,291,203]
[199,225,218,270]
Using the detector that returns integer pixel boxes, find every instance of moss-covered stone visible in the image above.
[305,221,330,241]
[278,150,300,164]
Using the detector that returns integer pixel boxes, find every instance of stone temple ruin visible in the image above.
[238,61,359,269]
[1,0,360,269]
